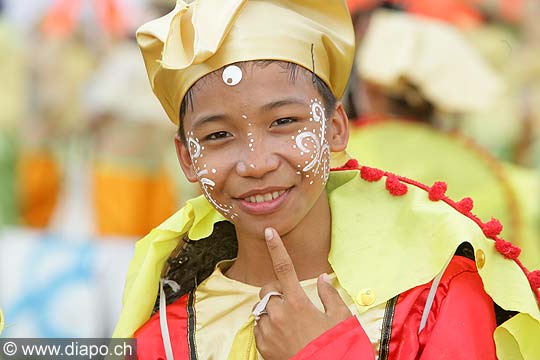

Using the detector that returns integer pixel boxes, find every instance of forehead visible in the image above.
[183,62,320,121]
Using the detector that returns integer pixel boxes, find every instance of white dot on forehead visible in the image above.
[222,65,243,86]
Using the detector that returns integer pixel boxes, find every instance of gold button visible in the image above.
[357,289,375,306]
[476,249,486,269]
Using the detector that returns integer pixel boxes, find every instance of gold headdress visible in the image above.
[136,0,355,125]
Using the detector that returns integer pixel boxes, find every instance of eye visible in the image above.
[271,118,297,127]
[205,131,232,141]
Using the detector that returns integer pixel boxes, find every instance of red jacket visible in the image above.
[135,256,497,359]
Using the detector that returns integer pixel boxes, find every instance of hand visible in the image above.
[253,227,353,360]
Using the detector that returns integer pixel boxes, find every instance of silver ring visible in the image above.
[252,291,282,320]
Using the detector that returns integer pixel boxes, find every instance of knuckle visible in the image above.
[273,261,293,275]
[266,240,281,251]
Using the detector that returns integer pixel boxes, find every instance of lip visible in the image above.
[236,187,291,215]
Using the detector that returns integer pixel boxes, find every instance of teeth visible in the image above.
[244,190,287,203]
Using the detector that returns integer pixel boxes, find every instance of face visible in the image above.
[176,62,349,238]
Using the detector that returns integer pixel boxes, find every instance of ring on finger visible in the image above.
[252,291,282,320]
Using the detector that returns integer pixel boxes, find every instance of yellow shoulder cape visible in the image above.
[113,166,540,359]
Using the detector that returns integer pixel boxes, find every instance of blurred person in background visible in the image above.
[345,2,540,270]
[0,0,25,227]
[85,37,180,237]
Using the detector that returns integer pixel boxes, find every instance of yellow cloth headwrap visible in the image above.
[136,0,355,125]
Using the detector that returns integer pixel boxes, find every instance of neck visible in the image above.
[225,190,332,286]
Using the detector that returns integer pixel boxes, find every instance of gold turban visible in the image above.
[136,0,355,125]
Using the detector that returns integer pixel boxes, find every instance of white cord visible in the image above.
[160,279,175,360]
[419,257,452,334]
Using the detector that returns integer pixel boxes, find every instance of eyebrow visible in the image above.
[192,114,228,130]
[261,97,308,113]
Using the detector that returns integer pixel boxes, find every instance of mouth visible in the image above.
[236,187,291,215]
[243,190,286,203]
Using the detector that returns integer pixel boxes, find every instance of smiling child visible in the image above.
[113,1,540,359]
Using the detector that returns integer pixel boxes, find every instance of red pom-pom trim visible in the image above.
[328,160,540,304]
[456,197,474,214]
[528,270,540,290]
[495,239,521,260]
[332,159,360,171]
[342,159,359,170]
[360,166,385,182]
[385,176,408,196]
[428,182,448,201]
[482,218,503,238]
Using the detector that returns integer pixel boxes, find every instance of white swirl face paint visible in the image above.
[187,131,238,219]
[294,99,331,185]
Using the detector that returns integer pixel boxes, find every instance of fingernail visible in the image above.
[320,273,331,284]
[264,228,273,241]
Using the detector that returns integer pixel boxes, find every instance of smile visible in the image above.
[244,190,286,203]
[236,188,291,215]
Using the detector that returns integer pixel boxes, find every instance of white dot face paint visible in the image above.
[222,65,243,86]
[246,121,255,152]
[293,98,331,185]
[187,131,234,217]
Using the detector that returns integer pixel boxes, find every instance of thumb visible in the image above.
[317,273,350,316]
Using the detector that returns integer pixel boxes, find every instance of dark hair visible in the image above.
[157,61,337,310]
[156,221,238,311]
[177,60,337,144]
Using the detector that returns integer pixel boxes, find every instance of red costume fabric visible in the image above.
[135,256,497,359]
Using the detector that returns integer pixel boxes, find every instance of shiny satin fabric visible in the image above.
[195,261,385,359]
[136,0,355,125]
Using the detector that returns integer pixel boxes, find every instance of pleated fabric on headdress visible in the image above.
[136,0,355,125]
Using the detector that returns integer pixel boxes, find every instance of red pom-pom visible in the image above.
[385,176,408,196]
[495,239,521,260]
[528,270,540,289]
[342,159,359,170]
[360,166,384,182]
[456,197,474,214]
[428,182,448,201]
[482,218,503,238]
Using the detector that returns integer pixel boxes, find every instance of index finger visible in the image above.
[264,227,302,296]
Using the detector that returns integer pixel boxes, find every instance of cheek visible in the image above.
[187,133,237,217]
[291,99,331,184]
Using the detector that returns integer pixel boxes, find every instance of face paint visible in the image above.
[294,98,330,185]
[222,65,243,86]
[187,131,237,218]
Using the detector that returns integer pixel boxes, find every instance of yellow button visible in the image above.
[476,249,486,269]
[357,289,375,306]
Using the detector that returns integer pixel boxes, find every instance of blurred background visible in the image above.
[0,0,538,337]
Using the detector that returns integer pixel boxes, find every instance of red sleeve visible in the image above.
[134,294,191,360]
[291,316,376,360]
[417,262,497,360]
[388,256,498,360]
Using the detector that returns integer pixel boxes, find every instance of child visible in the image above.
[114,0,540,359]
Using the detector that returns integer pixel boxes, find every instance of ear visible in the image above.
[328,102,349,152]
[175,134,198,183]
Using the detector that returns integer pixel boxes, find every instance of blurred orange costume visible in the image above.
[93,165,176,237]
[18,151,61,228]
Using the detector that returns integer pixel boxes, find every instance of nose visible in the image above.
[235,137,280,178]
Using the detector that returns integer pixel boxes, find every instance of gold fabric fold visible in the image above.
[136,0,355,125]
